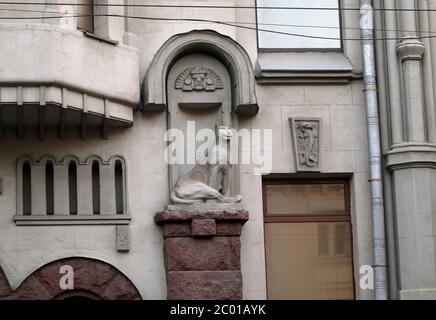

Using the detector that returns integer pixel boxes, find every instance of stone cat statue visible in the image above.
[170,126,242,204]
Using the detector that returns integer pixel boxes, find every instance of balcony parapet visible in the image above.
[0,23,139,138]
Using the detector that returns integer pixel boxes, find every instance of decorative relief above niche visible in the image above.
[175,67,223,91]
[290,118,321,172]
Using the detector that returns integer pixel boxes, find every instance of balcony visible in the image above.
[0,23,139,139]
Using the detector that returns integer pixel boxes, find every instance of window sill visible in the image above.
[82,31,119,46]
[255,51,361,84]
[14,214,131,226]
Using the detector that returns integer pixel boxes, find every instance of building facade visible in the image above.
[0,0,434,300]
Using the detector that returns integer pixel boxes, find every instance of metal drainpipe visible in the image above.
[359,0,388,300]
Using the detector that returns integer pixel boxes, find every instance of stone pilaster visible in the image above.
[396,37,426,143]
[155,204,248,300]
[382,1,436,299]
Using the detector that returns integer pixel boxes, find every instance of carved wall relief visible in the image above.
[175,67,223,92]
[290,118,321,172]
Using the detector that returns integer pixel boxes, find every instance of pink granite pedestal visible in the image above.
[155,204,249,300]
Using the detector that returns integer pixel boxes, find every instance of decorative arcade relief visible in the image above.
[14,155,130,251]
[15,155,129,225]
[290,118,321,172]
[175,67,223,92]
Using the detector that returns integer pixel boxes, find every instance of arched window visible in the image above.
[22,162,31,215]
[45,161,54,215]
[92,160,100,214]
[114,160,124,214]
[68,161,78,215]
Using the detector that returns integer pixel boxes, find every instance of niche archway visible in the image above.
[142,29,258,115]
[145,31,258,193]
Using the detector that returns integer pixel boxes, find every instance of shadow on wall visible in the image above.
[0,257,142,300]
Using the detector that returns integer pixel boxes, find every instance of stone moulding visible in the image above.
[142,30,258,115]
[255,52,361,85]
[14,214,131,226]
[396,37,425,61]
[385,143,436,171]
[0,84,134,123]
[289,118,321,172]
[155,204,249,224]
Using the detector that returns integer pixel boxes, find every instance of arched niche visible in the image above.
[167,53,239,192]
[142,30,258,115]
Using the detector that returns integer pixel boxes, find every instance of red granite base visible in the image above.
[155,204,249,300]
[167,271,243,300]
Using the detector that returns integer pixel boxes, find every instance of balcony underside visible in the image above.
[0,84,133,139]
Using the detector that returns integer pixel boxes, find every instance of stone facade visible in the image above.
[0,0,434,300]
[0,0,371,300]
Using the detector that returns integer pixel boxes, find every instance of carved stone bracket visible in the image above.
[175,67,223,91]
[290,118,321,172]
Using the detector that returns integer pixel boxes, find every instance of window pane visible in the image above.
[46,161,54,215]
[92,160,100,214]
[77,0,93,33]
[265,183,346,215]
[257,0,341,49]
[265,222,354,299]
[115,160,124,214]
[22,162,31,215]
[68,161,78,215]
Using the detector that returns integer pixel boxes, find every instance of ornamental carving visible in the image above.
[175,67,223,91]
[290,119,320,171]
